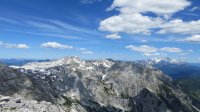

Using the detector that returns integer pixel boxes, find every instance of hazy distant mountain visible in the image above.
[0,56,199,112]
[138,57,200,79]
[0,59,50,66]
[137,57,200,110]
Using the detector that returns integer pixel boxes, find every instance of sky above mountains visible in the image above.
[0,0,200,62]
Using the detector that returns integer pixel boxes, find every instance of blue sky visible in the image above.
[0,0,200,62]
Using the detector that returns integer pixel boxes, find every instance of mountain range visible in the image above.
[0,59,50,66]
[0,57,199,112]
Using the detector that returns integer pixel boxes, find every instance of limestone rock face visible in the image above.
[0,64,34,98]
[0,57,199,112]
[0,95,65,112]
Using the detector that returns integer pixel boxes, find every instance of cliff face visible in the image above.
[0,64,34,97]
[0,57,198,112]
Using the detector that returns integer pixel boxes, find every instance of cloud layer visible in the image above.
[126,45,183,56]
[41,42,93,54]
[107,0,190,15]
[41,42,73,49]
[99,13,162,35]
[105,33,121,39]
[158,19,200,35]
[99,0,196,39]
[126,45,158,53]
[160,47,182,53]
[185,35,200,43]
[0,41,29,49]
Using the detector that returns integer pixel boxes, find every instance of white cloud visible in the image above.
[185,35,200,43]
[108,0,190,15]
[105,33,121,39]
[40,42,93,54]
[99,0,199,39]
[160,47,182,53]
[143,52,167,57]
[158,19,200,35]
[143,53,159,56]
[79,48,93,54]
[81,51,93,54]
[13,44,29,49]
[99,13,163,35]
[126,45,183,56]
[41,42,73,49]
[141,40,148,43]
[0,41,29,49]
[126,45,158,53]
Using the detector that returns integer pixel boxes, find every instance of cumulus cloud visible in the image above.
[143,53,159,56]
[184,35,200,43]
[81,51,93,54]
[0,41,29,49]
[79,48,93,54]
[105,33,121,39]
[40,42,93,54]
[143,52,167,57]
[107,0,190,15]
[158,19,200,35]
[99,0,191,39]
[11,44,29,49]
[126,45,183,56]
[99,13,162,35]
[126,45,158,53]
[160,47,182,53]
[41,42,73,49]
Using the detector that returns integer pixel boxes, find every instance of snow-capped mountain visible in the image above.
[21,56,83,71]
[138,57,185,65]
[136,57,200,80]
[0,57,199,112]
[20,56,114,73]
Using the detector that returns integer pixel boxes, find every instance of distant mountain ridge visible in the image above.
[0,58,50,66]
[137,57,200,79]
[137,57,185,66]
